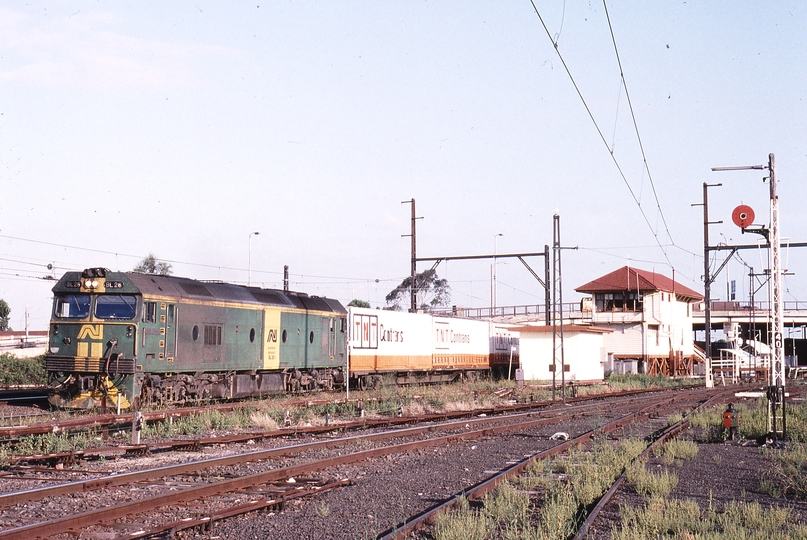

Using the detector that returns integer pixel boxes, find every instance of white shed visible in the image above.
[512,325,611,383]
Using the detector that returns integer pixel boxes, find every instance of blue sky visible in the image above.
[1,1,806,330]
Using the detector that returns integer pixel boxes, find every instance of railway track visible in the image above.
[0,385,702,466]
[380,387,736,539]
[0,387,49,407]
[0,385,746,539]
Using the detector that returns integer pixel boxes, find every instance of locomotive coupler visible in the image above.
[723,403,740,441]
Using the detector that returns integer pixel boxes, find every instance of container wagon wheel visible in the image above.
[358,376,368,391]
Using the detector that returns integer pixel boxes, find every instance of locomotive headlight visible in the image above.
[91,280,99,288]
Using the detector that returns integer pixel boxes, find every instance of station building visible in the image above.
[575,266,704,376]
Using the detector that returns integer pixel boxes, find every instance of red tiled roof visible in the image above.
[575,266,703,301]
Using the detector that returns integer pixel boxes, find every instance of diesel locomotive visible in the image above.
[46,268,519,409]
[46,268,347,409]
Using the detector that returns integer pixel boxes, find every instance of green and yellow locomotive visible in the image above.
[46,268,347,409]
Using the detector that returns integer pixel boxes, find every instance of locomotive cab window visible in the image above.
[55,294,91,318]
[96,295,137,320]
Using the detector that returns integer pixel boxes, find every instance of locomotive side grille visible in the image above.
[46,356,137,374]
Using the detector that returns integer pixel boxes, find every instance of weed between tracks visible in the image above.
[433,438,647,540]
[614,395,807,539]
[613,498,804,540]
[432,394,807,540]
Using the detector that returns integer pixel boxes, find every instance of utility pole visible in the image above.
[401,199,422,313]
[696,183,722,389]
[768,154,786,440]
[711,153,786,440]
[552,213,565,403]
[544,244,551,325]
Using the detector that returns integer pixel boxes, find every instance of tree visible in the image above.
[0,299,10,331]
[385,269,450,312]
[348,299,371,308]
[134,253,173,275]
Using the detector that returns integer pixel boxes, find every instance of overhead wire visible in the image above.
[0,233,395,287]
[602,0,675,249]
[527,0,675,268]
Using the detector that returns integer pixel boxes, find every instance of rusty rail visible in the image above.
[377,386,739,539]
[0,391,691,539]
[572,389,745,539]
[0,384,702,439]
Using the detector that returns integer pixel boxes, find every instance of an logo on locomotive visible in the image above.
[77,325,104,340]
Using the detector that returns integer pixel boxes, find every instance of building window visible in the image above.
[594,292,643,312]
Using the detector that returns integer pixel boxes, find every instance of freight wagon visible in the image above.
[348,307,519,389]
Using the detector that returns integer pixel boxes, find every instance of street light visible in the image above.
[248,231,260,286]
[491,233,503,314]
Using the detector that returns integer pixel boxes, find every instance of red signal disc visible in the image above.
[732,205,755,228]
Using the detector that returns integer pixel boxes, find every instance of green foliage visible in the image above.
[347,299,371,308]
[0,353,47,385]
[435,439,648,540]
[614,498,802,540]
[385,269,450,311]
[652,439,699,465]
[761,442,807,499]
[141,408,254,439]
[626,461,678,498]
[606,372,692,390]
[433,496,492,540]
[0,299,10,331]
[13,431,95,455]
[689,400,770,443]
[133,253,173,275]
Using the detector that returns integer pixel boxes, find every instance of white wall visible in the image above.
[519,330,605,382]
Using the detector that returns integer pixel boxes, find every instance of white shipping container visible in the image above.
[348,307,433,373]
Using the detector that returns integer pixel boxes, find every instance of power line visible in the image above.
[602,0,674,248]
[527,1,674,268]
[0,233,395,287]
